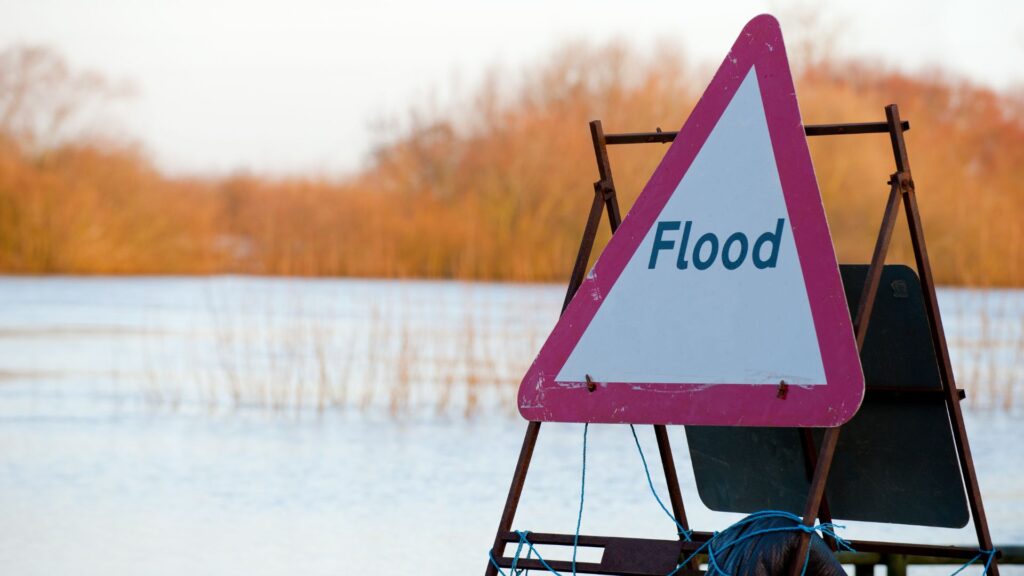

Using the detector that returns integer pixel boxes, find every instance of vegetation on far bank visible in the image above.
[0,43,1021,285]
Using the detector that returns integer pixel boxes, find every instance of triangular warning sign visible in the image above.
[518,15,864,427]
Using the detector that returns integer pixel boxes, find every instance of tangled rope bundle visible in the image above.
[488,424,994,576]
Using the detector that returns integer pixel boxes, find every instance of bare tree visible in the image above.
[771,2,845,72]
[0,45,130,151]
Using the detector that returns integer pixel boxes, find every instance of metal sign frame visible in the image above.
[484,106,1001,576]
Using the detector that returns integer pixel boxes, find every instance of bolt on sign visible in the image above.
[518,15,864,427]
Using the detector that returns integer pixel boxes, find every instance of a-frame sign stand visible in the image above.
[484,106,1001,576]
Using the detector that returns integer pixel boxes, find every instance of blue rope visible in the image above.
[508,532,534,576]
[487,426,995,576]
[951,549,997,576]
[630,424,692,540]
[648,514,848,576]
[572,423,588,576]
[517,545,533,576]
[488,424,589,576]
[490,528,994,576]
[488,530,566,576]
[671,510,855,576]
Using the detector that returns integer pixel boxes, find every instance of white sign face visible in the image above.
[518,14,864,427]
[557,70,825,387]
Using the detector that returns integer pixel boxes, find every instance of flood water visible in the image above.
[0,276,1021,575]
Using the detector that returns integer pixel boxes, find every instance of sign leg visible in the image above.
[653,425,690,532]
[891,102,999,574]
[789,108,907,573]
[485,421,542,576]
[798,429,836,550]
[789,427,841,576]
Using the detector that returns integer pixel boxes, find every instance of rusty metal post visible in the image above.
[789,427,842,576]
[560,121,624,314]
[887,103,1000,576]
[590,120,623,232]
[485,421,541,576]
[562,185,609,312]
[797,429,836,550]
[654,424,691,535]
[787,184,900,574]
[787,109,907,576]
[485,121,625,576]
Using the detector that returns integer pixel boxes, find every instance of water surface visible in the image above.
[0,277,1021,575]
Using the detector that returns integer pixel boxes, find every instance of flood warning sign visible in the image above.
[518,15,864,427]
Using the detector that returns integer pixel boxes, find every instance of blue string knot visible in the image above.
[488,530,567,576]
[952,548,997,576]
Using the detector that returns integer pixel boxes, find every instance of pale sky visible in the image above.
[1,0,1022,176]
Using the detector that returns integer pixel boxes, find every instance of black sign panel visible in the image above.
[686,265,969,528]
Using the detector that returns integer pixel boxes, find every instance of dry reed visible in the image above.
[120,282,1023,418]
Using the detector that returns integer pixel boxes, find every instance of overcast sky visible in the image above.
[1,0,1022,176]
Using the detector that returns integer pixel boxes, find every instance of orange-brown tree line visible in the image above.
[0,44,1021,284]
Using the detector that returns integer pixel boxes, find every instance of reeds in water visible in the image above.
[130,281,1022,418]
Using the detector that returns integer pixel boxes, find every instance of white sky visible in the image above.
[1,0,1022,176]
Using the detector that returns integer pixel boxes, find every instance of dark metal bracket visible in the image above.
[485,107,1000,576]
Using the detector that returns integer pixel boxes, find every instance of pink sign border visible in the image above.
[517,14,864,427]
